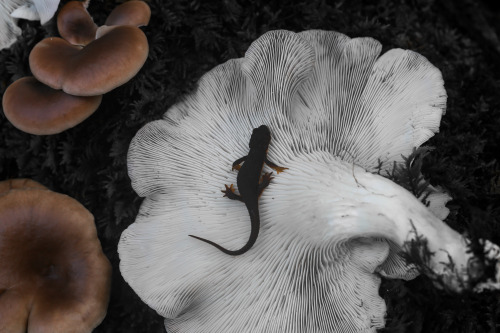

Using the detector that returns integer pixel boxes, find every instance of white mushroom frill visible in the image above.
[0,0,59,50]
[119,30,499,333]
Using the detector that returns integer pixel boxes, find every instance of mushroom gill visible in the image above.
[0,0,59,50]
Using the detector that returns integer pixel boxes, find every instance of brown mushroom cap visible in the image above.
[105,1,151,27]
[2,77,102,135]
[0,179,47,196]
[0,183,111,333]
[57,1,98,46]
[29,25,149,96]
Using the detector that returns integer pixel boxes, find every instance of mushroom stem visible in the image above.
[268,154,473,291]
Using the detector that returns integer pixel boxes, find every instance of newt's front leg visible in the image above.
[232,156,247,171]
[264,157,288,174]
[221,184,244,202]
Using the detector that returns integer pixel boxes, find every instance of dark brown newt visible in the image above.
[189,125,287,255]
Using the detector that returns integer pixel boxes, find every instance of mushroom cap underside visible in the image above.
[119,30,479,333]
[0,0,59,50]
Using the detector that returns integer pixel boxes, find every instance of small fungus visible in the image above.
[105,0,151,27]
[2,76,102,135]
[0,178,47,195]
[57,1,97,46]
[29,25,148,96]
[0,179,111,332]
[119,30,499,332]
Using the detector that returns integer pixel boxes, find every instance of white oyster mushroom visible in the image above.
[0,0,59,50]
[119,30,496,332]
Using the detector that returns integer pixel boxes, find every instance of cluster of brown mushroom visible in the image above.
[2,0,151,135]
[0,1,151,331]
[0,179,111,332]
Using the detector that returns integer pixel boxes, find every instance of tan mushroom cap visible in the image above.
[2,77,102,135]
[0,182,111,333]
[105,1,151,27]
[57,1,98,46]
[29,25,148,96]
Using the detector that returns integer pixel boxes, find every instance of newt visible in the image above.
[189,125,287,255]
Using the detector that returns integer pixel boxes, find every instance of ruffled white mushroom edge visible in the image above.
[0,0,59,50]
[120,30,499,333]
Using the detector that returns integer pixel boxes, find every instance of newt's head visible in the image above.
[249,125,271,149]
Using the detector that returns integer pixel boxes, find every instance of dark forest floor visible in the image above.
[1,0,499,332]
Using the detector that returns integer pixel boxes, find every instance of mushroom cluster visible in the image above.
[0,179,111,332]
[2,0,150,135]
[119,30,500,332]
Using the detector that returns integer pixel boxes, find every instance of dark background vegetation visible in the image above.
[1,0,499,332]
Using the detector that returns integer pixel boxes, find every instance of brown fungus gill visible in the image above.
[119,30,500,332]
[2,76,102,135]
[0,0,59,50]
[0,179,111,333]
[29,24,148,96]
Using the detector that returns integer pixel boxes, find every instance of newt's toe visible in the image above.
[261,172,274,183]
[258,172,274,193]
[221,184,235,197]
[274,166,288,174]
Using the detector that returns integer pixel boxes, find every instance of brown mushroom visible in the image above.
[29,25,148,96]
[2,77,102,135]
[57,1,98,46]
[0,178,47,196]
[0,180,111,333]
[105,1,151,27]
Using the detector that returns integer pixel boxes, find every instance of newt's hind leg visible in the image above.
[221,184,244,202]
[258,172,274,196]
